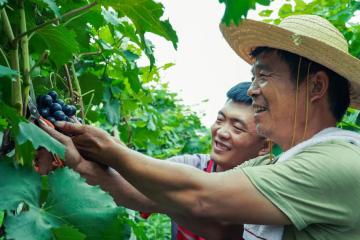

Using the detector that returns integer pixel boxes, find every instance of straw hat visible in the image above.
[220,15,360,109]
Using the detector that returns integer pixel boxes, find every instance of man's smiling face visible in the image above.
[248,50,304,148]
[210,100,265,171]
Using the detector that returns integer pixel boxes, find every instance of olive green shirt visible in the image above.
[239,140,360,240]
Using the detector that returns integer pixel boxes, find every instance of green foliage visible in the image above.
[0,66,18,79]
[0,0,210,239]
[32,25,80,68]
[136,213,171,240]
[219,0,272,25]
[103,0,178,50]
[0,161,131,239]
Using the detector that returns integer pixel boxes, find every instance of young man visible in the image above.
[39,82,268,239]
[42,15,360,239]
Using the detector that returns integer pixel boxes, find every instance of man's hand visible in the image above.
[51,121,117,166]
[39,120,84,169]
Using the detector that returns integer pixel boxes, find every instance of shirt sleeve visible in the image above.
[241,141,360,230]
[167,154,210,170]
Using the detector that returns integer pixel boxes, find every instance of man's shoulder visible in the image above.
[299,139,360,162]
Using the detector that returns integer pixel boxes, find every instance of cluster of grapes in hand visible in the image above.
[37,91,78,124]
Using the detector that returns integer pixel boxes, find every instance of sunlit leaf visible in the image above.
[32,25,79,67]
[219,0,272,25]
[103,0,178,49]
[17,122,65,160]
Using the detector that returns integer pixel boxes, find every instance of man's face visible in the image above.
[210,100,265,171]
[248,50,305,149]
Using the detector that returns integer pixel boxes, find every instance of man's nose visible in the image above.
[247,81,260,97]
[217,126,231,139]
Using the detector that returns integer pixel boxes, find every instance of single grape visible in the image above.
[77,117,83,124]
[46,116,56,124]
[62,105,73,116]
[53,110,66,121]
[48,91,58,101]
[64,116,70,122]
[40,95,53,107]
[50,103,62,113]
[39,107,50,118]
[55,99,65,107]
[69,105,77,116]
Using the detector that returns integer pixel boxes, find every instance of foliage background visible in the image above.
[0,0,359,239]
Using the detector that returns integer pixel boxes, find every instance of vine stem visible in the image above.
[64,64,74,100]
[12,2,97,45]
[70,62,85,119]
[1,8,22,115]
[19,0,31,116]
[0,47,10,68]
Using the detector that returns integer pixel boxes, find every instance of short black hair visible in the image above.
[226,82,252,105]
[250,47,350,121]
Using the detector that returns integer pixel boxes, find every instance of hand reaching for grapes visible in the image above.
[41,120,117,166]
[39,119,85,169]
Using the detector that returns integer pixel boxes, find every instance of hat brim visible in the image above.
[220,19,360,109]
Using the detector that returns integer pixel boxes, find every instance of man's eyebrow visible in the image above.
[253,63,273,73]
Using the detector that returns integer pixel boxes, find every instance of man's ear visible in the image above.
[309,70,329,102]
[258,139,271,156]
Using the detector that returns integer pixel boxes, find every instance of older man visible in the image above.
[42,15,360,239]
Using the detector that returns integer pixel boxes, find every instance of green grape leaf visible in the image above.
[41,0,60,17]
[103,0,178,49]
[52,225,86,240]
[32,25,79,68]
[17,121,65,160]
[1,162,129,240]
[103,87,121,125]
[219,0,272,25]
[0,160,41,211]
[30,0,60,17]
[15,140,36,168]
[0,65,18,80]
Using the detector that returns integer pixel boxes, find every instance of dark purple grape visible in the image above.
[48,91,58,101]
[53,110,66,121]
[46,116,56,124]
[77,117,83,124]
[69,105,77,116]
[55,99,65,107]
[63,105,76,116]
[50,103,62,113]
[40,95,53,107]
[64,116,70,122]
[39,107,50,118]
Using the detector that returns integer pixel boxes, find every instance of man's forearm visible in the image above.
[74,160,160,212]
[103,143,213,217]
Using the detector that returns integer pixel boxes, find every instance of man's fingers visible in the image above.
[38,119,70,144]
[54,121,85,135]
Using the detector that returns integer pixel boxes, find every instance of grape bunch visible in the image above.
[36,91,77,123]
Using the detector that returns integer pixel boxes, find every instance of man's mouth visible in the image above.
[214,140,231,152]
[252,104,268,114]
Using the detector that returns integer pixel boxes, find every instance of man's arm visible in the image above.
[42,122,290,225]
[73,160,162,213]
